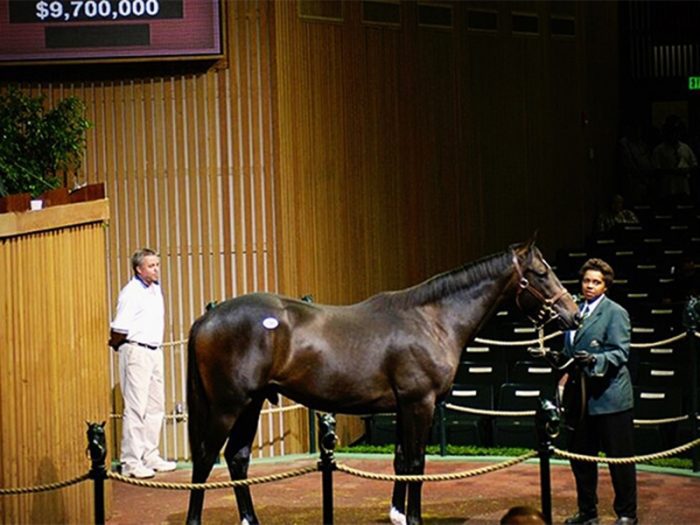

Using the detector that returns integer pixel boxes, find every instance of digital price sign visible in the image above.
[0,0,222,65]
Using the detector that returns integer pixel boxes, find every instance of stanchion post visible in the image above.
[535,399,560,525]
[309,409,317,454]
[683,297,699,472]
[317,413,337,525]
[86,422,108,525]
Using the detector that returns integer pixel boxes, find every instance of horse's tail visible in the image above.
[187,316,209,461]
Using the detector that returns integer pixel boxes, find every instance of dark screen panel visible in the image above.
[0,0,221,64]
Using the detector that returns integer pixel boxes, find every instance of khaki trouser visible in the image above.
[118,342,165,470]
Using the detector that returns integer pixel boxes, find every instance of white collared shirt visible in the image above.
[111,276,165,347]
[569,294,605,344]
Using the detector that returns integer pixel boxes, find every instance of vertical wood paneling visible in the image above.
[0,214,111,524]
[1,1,291,466]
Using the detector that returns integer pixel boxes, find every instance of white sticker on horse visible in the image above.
[262,317,279,329]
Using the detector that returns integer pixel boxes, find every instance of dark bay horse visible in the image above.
[185,240,580,525]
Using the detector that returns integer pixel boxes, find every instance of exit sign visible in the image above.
[690,77,700,90]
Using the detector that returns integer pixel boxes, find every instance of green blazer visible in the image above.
[564,295,634,415]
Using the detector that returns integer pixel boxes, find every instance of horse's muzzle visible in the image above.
[558,310,582,330]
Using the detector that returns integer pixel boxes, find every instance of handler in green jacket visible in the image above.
[563,258,637,525]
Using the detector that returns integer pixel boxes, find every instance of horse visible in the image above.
[185,239,580,525]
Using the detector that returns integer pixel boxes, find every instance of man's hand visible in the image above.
[574,350,597,366]
[109,330,127,351]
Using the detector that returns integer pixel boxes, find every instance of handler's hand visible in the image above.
[574,350,596,366]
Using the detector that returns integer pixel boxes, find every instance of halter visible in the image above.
[512,251,570,328]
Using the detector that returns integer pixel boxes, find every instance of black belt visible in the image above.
[128,340,159,350]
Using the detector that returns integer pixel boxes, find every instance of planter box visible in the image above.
[70,183,105,203]
[0,193,31,213]
[39,187,70,207]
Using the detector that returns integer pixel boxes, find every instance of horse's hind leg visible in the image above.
[224,397,265,525]
[186,413,234,525]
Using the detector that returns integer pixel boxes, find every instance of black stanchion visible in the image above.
[317,412,337,525]
[308,409,317,455]
[683,296,699,472]
[535,398,560,525]
[86,421,108,525]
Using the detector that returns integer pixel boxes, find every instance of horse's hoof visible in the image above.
[389,506,407,525]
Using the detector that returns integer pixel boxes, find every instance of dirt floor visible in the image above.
[106,454,700,524]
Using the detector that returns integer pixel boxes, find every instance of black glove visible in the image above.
[574,350,597,366]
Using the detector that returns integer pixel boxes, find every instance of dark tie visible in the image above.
[581,304,590,319]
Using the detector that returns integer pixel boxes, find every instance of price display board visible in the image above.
[0,0,222,65]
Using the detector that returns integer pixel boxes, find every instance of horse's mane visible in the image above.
[373,249,513,309]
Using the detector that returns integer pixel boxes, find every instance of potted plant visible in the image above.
[0,86,91,212]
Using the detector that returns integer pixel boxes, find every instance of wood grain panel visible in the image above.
[0,209,110,524]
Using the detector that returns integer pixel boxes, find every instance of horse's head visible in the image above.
[511,239,581,330]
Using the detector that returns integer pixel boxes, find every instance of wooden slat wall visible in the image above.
[0,0,307,466]
[0,215,110,524]
[276,0,618,306]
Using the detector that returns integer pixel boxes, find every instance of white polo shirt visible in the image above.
[111,276,165,347]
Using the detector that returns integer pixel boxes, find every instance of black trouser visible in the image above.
[568,409,637,518]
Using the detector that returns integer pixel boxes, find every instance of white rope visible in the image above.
[630,332,687,348]
[158,324,700,353]
[260,404,305,415]
[474,331,563,347]
[445,404,691,425]
[634,415,688,425]
[445,403,535,417]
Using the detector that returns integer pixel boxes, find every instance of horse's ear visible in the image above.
[527,230,539,248]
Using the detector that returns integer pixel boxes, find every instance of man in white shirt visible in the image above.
[109,248,176,479]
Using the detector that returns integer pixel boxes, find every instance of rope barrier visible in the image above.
[553,438,700,465]
[445,402,535,417]
[474,331,563,347]
[3,436,697,496]
[445,402,690,426]
[159,329,700,352]
[634,415,689,425]
[335,451,538,482]
[474,331,690,349]
[0,473,90,495]
[629,332,687,348]
[105,464,318,490]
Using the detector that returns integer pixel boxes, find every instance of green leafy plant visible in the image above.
[0,86,91,197]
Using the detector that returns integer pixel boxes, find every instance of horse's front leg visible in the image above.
[399,400,434,525]
[390,443,407,525]
[224,399,264,525]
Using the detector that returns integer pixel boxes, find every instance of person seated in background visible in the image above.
[666,255,700,304]
[595,194,639,233]
[500,505,546,524]
[652,115,698,201]
[618,121,654,203]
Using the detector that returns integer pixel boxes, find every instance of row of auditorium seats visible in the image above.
[363,201,698,453]
[364,381,690,452]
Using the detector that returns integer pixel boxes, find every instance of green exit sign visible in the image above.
[690,77,700,90]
